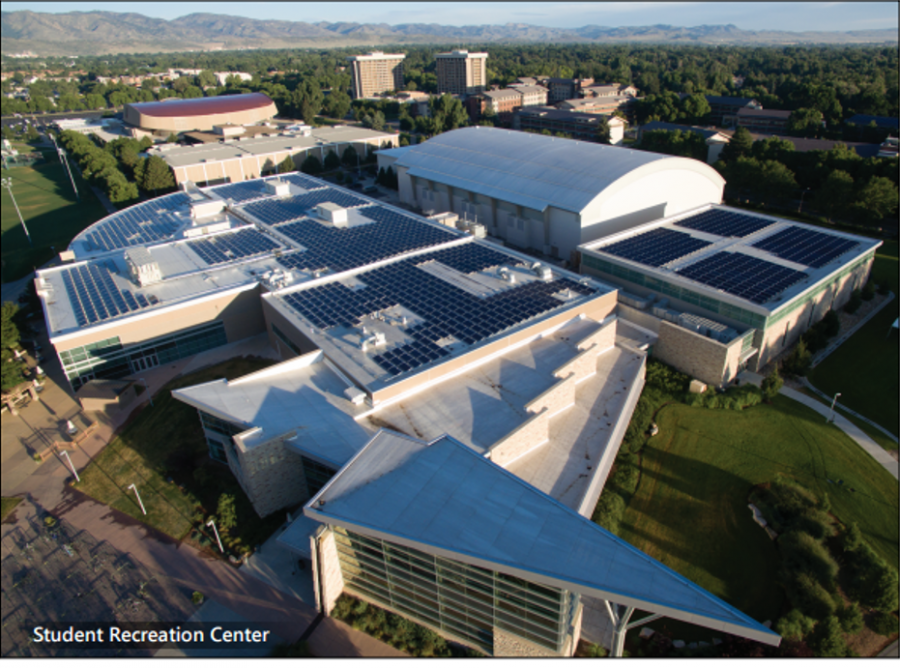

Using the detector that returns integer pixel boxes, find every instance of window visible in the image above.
[302,456,337,497]
[207,437,228,464]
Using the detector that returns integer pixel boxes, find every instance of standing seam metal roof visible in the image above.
[394,127,685,214]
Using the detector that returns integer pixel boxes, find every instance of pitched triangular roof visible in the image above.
[304,430,781,646]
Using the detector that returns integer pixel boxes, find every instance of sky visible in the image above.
[3,2,898,33]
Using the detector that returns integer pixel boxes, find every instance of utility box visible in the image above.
[265,179,291,197]
[689,379,707,394]
[125,247,162,287]
[317,202,348,227]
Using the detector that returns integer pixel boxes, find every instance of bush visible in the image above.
[779,530,839,586]
[836,602,864,634]
[843,289,862,315]
[808,616,851,657]
[790,509,835,541]
[803,324,829,354]
[782,338,812,377]
[784,572,837,620]
[877,281,890,295]
[761,367,783,401]
[645,360,691,395]
[776,608,816,641]
[820,309,840,338]
[869,611,899,637]
[841,522,862,552]
[860,281,875,301]
[843,541,900,612]
[192,591,204,605]
[300,155,322,175]
[592,490,626,535]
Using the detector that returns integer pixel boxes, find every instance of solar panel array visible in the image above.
[601,228,712,267]
[676,252,808,305]
[210,181,273,204]
[751,226,859,269]
[84,196,188,252]
[279,173,329,191]
[274,205,459,274]
[239,189,370,226]
[186,228,280,265]
[61,263,157,327]
[673,209,775,238]
[282,244,598,378]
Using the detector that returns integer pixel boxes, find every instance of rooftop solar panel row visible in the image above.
[601,228,712,267]
[676,251,808,304]
[186,228,280,266]
[280,173,329,191]
[61,263,156,327]
[281,245,601,378]
[210,181,272,204]
[673,209,775,238]
[751,226,859,269]
[240,188,370,226]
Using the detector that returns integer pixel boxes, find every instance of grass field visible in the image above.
[807,240,899,435]
[618,395,899,639]
[77,357,284,549]
[1,160,109,283]
[1,496,23,521]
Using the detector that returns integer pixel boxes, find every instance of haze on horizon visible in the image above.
[3,2,898,33]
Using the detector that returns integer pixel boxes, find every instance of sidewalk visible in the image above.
[740,371,898,480]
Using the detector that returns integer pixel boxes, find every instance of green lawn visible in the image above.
[1,496,23,521]
[1,160,109,282]
[77,357,284,550]
[618,395,899,637]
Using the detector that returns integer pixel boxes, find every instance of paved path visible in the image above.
[879,639,899,658]
[740,372,899,480]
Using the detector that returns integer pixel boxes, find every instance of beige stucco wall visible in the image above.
[124,102,278,133]
[54,285,265,353]
[262,297,320,360]
[230,430,309,517]
[314,526,345,615]
[654,320,745,386]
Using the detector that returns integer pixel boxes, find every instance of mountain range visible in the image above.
[2,10,897,57]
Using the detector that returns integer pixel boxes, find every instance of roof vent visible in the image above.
[343,386,367,406]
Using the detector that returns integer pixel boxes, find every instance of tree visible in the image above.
[277,155,295,173]
[812,170,854,223]
[24,125,39,142]
[760,367,783,401]
[216,494,237,535]
[782,338,811,377]
[842,522,862,552]
[323,150,341,171]
[342,146,359,169]
[139,156,175,195]
[808,617,851,657]
[361,110,386,131]
[429,94,468,135]
[786,108,823,138]
[1,302,25,392]
[300,154,322,175]
[596,116,611,145]
[852,176,899,225]
[680,93,711,124]
[837,603,864,635]
[197,70,217,88]
[324,90,351,120]
[720,126,753,163]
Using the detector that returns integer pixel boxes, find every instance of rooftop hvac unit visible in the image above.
[317,202,348,227]
[265,179,290,197]
[124,247,162,287]
[343,386,367,406]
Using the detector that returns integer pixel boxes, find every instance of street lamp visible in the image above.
[206,518,225,553]
[1,177,33,246]
[127,483,148,515]
[798,187,811,214]
[828,392,842,423]
[61,450,80,482]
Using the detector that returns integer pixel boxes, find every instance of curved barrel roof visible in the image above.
[125,92,274,118]
[393,127,720,215]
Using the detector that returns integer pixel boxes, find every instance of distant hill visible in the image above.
[2,10,897,56]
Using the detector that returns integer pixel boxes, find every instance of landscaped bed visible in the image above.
[75,356,284,557]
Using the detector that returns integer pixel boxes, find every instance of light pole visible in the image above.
[58,147,79,201]
[798,187,810,214]
[828,392,842,423]
[1,177,32,246]
[206,518,225,553]
[127,483,148,515]
[139,378,153,407]
[61,450,80,482]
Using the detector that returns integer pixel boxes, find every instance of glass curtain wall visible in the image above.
[332,527,578,655]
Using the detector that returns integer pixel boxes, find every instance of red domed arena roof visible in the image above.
[127,92,274,118]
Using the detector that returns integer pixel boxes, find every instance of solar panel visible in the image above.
[210,181,272,204]
[84,192,187,252]
[280,173,329,191]
[61,263,156,326]
[601,228,712,267]
[186,228,280,266]
[239,188,370,226]
[676,251,808,305]
[751,226,859,268]
[673,209,775,238]
[281,244,602,378]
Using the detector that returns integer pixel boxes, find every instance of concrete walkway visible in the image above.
[740,371,899,480]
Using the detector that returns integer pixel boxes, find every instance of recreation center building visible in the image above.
[122,92,278,136]
[33,127,879,656]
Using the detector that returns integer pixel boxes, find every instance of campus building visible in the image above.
[515,107,626,145]
[150,125,398,186]
[703,95,761,126]
[347,52,406,99]
[579,205,879,385]
[436,50,488,96]
[122,92,278,136]
[732,108,792,135]
[379,127,725,263]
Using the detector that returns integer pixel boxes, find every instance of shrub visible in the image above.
[645,360,691,395]
[790,509,835,541]
[841,522,862,552]
[869,611,899,637]
[843,289,862,315]
[760,367,783,401]
[844,541,900,612]
[776,608,816,641]
[784,572,837,620]
[592,490,626,535]
[782,338,812,377]
[192,591,204,605]
[585,643,608,657]
[877,281,890,295]
[860,281,875,301]
[779,530,839,586]
[808,616,851,657]
[820,310,841,338]
[803,325,829,353]
[836,603,864,635]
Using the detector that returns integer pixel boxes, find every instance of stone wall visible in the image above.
[488,409,549,467]
[553,346,601,384]
[314,526,345,615]
[231,431,309,518]
[576,318,617,352]
[525,374,577,416]
[654,321,742,387]
[493,626,564,658]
